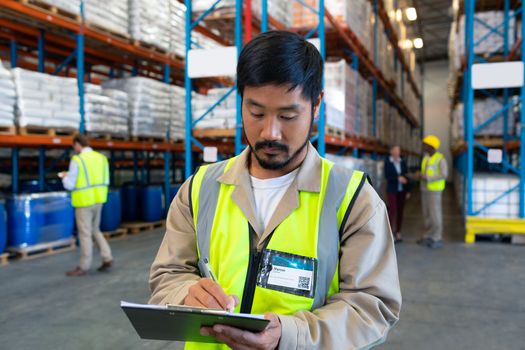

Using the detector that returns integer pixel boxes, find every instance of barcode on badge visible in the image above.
[297,276,311,290]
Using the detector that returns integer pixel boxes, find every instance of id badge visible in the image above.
[257,249,317,298]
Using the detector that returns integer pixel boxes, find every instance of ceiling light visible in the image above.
[405,7,417,21]
[396,9,402,22]
[413,38,424,49]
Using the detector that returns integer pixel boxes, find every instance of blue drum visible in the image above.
[101,189,122,231]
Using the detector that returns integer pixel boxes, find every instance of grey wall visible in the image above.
[423,60,452,179]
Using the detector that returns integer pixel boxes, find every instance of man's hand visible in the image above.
[201,312,281,350]
[398,176,408,185]
[184,278,238,311]
[58,171,67,179]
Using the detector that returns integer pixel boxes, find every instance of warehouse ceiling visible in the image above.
[406,0,454,62]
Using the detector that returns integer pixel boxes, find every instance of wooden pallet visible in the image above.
[325,126,345,140]
[0,253,9,266]
[131,135,168,143]
[0,125,16,135]
[132,40,169,55]
[121,220,166,235]
[8,238,76,261]
[102,228,128,241]
[19,126,77,137]
[193,128,236,139]
[18,0,81,21]
[86,22,130,40]
[87,132,128,141]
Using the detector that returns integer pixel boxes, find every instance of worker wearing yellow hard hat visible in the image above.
[417,134,448,249]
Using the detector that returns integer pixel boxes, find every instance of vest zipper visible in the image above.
[240,224,271,313]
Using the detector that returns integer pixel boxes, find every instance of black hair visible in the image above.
[237,31,323,106]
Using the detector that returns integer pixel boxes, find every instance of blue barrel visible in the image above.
[20,180,41,193]
[101,189,122,231]
[140,186,164,222]
[169,184,181,203]
[41,193,74,242]
[122,184,140,222]
[0,200,6,253]
[6,194,45,247]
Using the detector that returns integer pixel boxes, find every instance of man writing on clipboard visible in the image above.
[149,31,401,350]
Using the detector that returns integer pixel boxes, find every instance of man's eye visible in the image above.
[280,115,297,121]
[251,113,264,118]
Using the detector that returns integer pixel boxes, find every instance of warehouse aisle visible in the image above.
[1,187,524,350]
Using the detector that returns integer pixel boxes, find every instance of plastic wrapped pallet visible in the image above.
[84,0,128,37]
[170,85,186,141]
[251,0,292,27]
[324,60,356,133]
[127,0,185,55]
[84,83,129,137]
[38,0,81,16]
[192,88,237,129]
[102,77,171,139]
[0,61,16,128]
[325,154,383,193]
[13,68,80,129]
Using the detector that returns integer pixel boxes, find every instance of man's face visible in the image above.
[73,142,82,154]
[242,84,320,170]
[423,143,434,154]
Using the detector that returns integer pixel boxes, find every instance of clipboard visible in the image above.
[121,301,270,343]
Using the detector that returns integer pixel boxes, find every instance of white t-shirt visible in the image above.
[250,169,299,230]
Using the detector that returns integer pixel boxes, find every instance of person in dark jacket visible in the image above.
[384,145,411,242]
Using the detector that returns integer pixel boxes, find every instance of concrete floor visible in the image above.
[1,187,524,350]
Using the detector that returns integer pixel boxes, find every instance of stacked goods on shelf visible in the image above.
[192,88,237,129]
[450,98,519,141]
[324,60,356,133]
[0,61,15,128]
[84,83,129,137]
[129,0,184,53]
[191,0,235,12]
[457,173,520,218]
[84,0,128,36]
[192,31,222,50]
[102,77,172,139]
[13,68,80,130]
[169,85,185,141]
[405,83,419,118]
[356,76,371,138]
[39,0,81,15]
[325,154,384,194]
[251,0,292,27]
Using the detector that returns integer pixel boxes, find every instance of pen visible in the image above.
[198,257,217,282]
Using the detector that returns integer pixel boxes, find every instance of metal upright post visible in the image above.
[519,1,525,218]
[110,151,115,186]
[77,1,85,134]
[502,0,510,173]
[465,0,475,216]
[9,39,17,68]
[234,0,243,155]
[133,151,139,185]
[12,148,19,194]
[317,0,326,156]
[261,0,268,33]
[184,0,193,178]
[38,30,45,72]
[39,146,46,192]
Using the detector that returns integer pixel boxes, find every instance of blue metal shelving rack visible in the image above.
[184,0,243,179]
[461,0,525,242]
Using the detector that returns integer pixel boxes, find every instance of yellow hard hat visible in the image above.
[423,135,440,150]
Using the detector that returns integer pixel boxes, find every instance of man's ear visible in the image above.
[313,91,324,121]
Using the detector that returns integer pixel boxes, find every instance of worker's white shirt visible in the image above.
[250,168,299,230]
[62,147,93,191]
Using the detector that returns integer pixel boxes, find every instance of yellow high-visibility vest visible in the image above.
[421,152,445,191]
[186,156,367,350]
[71,150,109,208]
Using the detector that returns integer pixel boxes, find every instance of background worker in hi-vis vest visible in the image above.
[59,134,113,277]
[417,135,448,249]
[149,31,401,350]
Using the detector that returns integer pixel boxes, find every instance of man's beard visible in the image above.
[248,116,314,170]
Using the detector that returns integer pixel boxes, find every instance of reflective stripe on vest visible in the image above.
[421,152,445,191]
[71,151,109,208]
[185,157,366,350]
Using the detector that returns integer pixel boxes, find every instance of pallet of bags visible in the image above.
[169,85,186,141]
[130,0,175,52]
[192,88,237,130]
[0,61,16,131]
[13,68,79,131]
[84,83,129,138]
[84,0,129,37]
